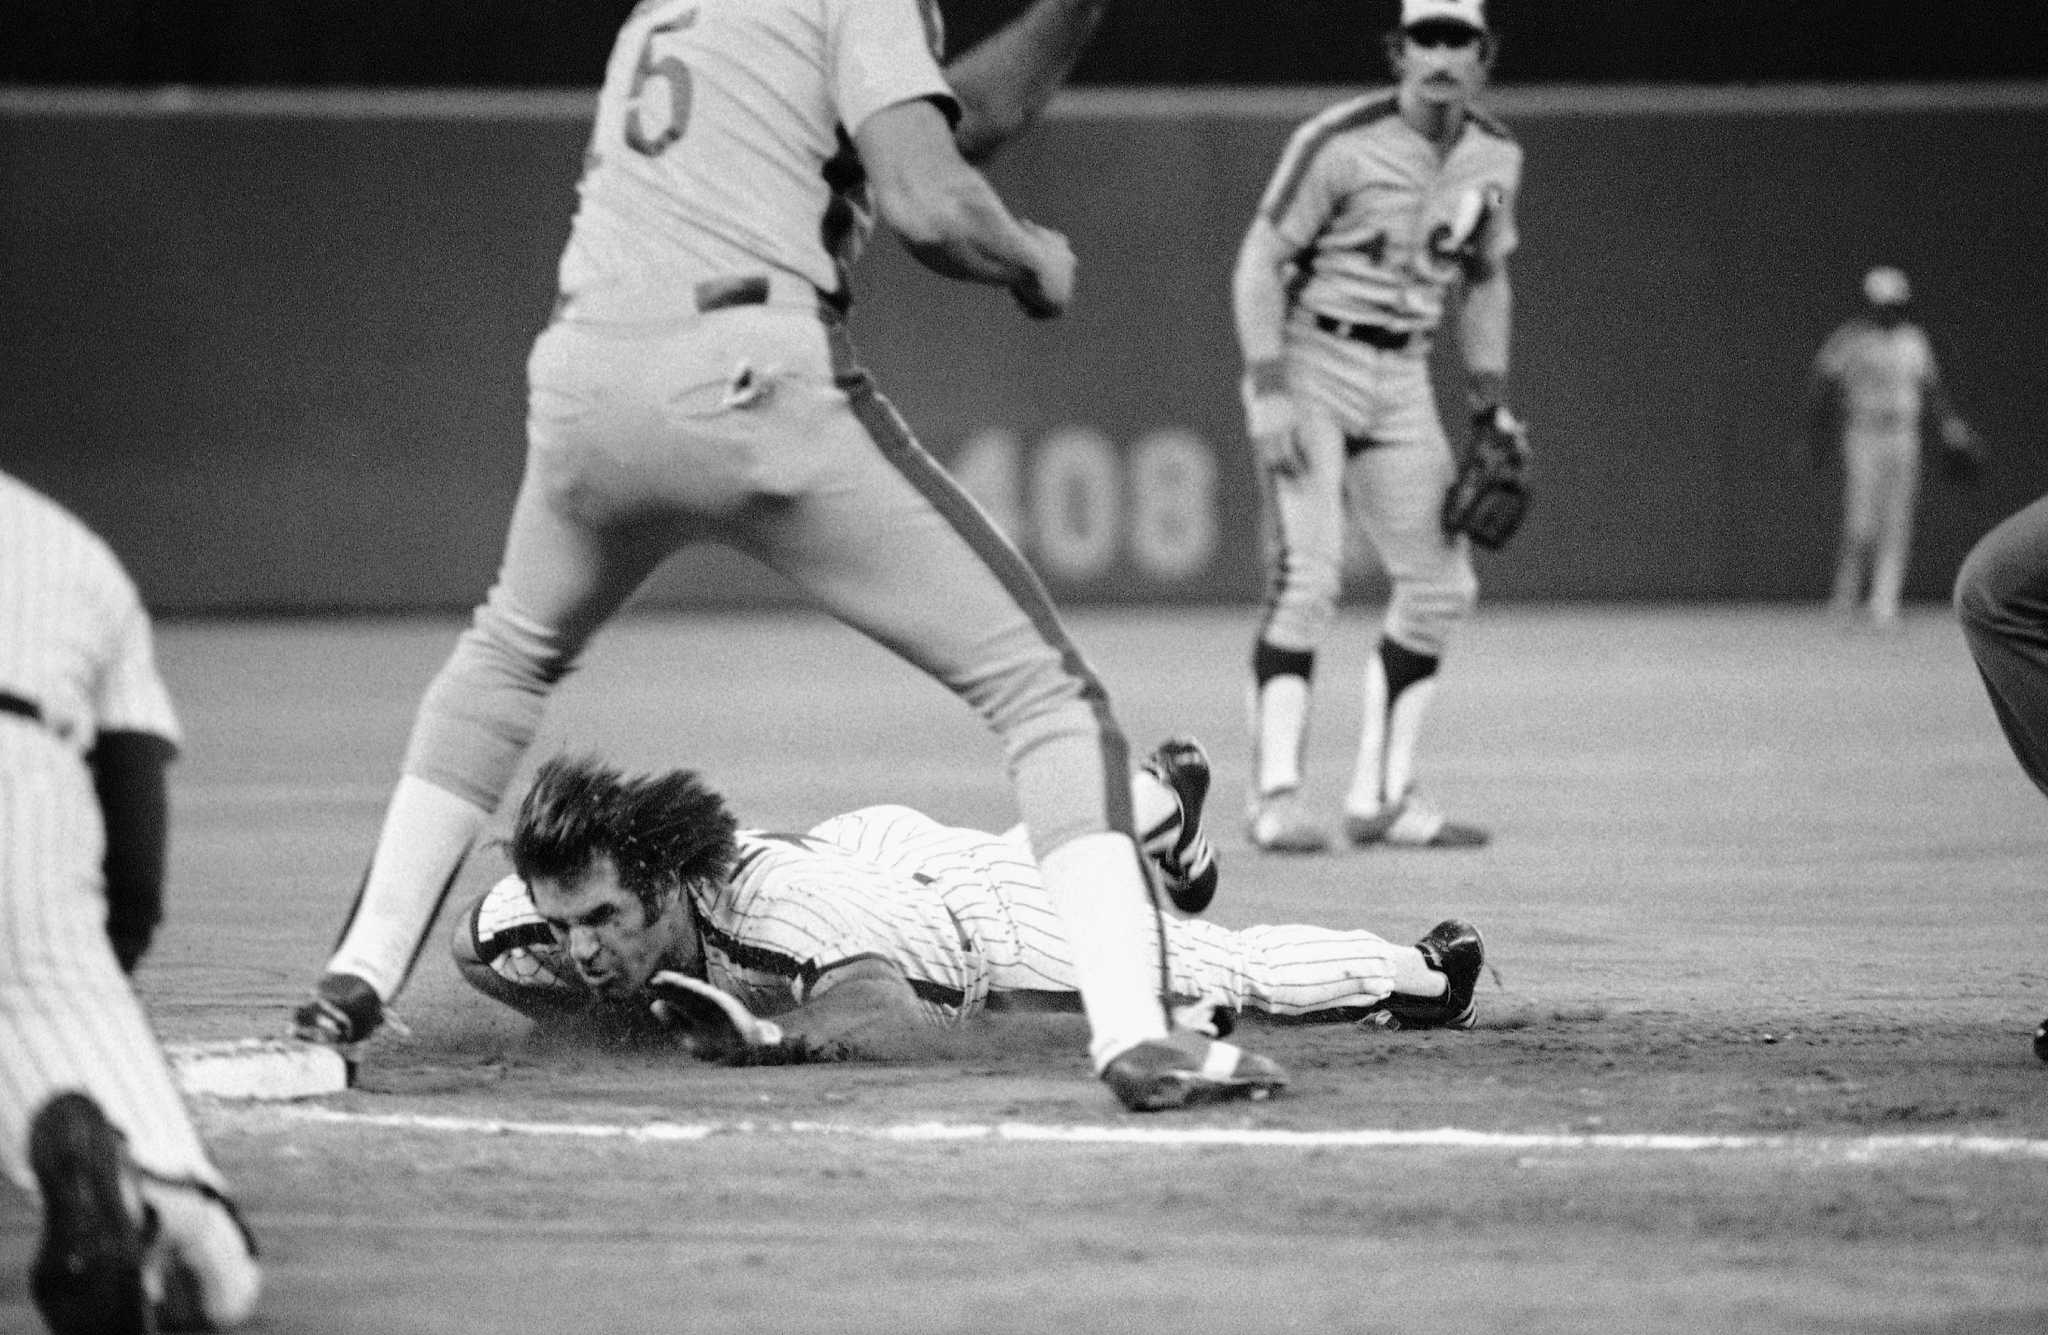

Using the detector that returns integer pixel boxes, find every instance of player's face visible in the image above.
[1399,22,1489,106]
[530,857,682,1001]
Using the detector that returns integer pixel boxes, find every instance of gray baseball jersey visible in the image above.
[324,0,1158,1071]
[460,804,1411,1023]
[1257,91,1522,657]
[0,470,223,1193]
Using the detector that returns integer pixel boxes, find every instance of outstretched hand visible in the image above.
[648,971,784,1061]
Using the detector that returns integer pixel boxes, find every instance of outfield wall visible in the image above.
[2,84,2042,614]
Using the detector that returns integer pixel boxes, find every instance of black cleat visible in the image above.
[2035,1017,2048,1063]
[1143,737,1221,913]
[290,971,384,1047]
[1373,920,1485,1030]
[29,1093,149,1335]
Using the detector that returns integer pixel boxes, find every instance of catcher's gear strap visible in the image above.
[1441,405,1531,550]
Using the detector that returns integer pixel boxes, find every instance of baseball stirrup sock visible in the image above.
[327,776,488,1000]
[1132,766,1181,855]
[1348,638,1439,813]
[1250,641,1316,797]
[1037,832,1171,1071]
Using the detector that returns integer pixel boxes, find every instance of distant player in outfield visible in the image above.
[451,746,1485,1063]
[291,0,1290,1111]
[0,469,260,1334]
[1808,265,1981,628]
[1955,494,2048,1060]
[1233,0,1524,854]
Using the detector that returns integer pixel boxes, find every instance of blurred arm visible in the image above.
[857,98,1074,315]
[946,0,1108,163]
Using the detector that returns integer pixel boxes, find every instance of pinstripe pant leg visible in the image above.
[0,754,220,1193]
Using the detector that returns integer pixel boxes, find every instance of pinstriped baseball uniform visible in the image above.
[318,0,1171,1073]
[0,471,225,1194]
[460,805,1412,1023]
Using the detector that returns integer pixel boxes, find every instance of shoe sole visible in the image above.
[1150,744,1220,913]
[30,1097,150,1335]
[1111,1072,1286,1113]
[1348,826,1490,849]
[1248,828,1329,854]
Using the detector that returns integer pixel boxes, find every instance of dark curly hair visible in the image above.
[508,755,740,921]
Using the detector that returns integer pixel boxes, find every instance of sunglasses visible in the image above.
[1405,21,1483,49]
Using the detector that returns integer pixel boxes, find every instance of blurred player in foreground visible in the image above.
[292,0,1289,1111]
[0,470,260,1334]
[1233,0,1525,854]
[451,746,1485,1066]
[1954,495,2048,1059]
[1807,265,1982,628]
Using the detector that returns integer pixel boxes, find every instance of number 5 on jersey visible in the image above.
[627,8,697,157]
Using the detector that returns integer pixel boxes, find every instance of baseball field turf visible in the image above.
[3,605,2043,1334]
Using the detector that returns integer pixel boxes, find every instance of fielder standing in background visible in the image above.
[450,751,1481,1060]
[1954,494,2048,1060]
[1232,0,1526,854]
[0,470,260,1334]
[1807,265,1982,629]
[290,0,1288,1111]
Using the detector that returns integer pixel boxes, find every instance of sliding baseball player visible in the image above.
[452,752,1485,1060]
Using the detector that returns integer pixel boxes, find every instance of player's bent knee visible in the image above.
[1386,573,1478,655]
[466,595,583,687]
[1266,571,1342,648]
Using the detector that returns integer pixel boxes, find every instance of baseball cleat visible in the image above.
[1100,1029,1288,1112]
[1143,736,1221,913]
[2034,1017,2048,1063]
[290,971,385,1047]
[29,1093,150,1335]
[1368,919,1485,1030]
[1246,788,1329,854]
[1343,794,1487,849]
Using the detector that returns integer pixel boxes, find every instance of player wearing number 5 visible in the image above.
[1234,0,1523,853]
[291,0,1289,1112]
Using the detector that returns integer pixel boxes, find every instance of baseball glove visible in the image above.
[1938,418,1985,483]
[1442,404,1532,549]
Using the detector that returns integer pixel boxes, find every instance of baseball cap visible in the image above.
[1401,0,1488,32]
[1862,265,1911,306]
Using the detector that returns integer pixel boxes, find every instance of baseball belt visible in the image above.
[1310,313,1418,351]
[0,691,44,727]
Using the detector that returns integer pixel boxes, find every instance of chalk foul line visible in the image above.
[218,1103,2048,1160]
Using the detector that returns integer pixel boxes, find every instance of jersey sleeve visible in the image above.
[91,565,181,748]
[1487,153,1523,264]
[1814,324,1852,379]
[455,875,583,1007]
[1258,123,1344,249]
[1907,326,1938,382]
[827,0,959,139]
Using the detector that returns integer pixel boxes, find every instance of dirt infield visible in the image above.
[4,606,2046,1334]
